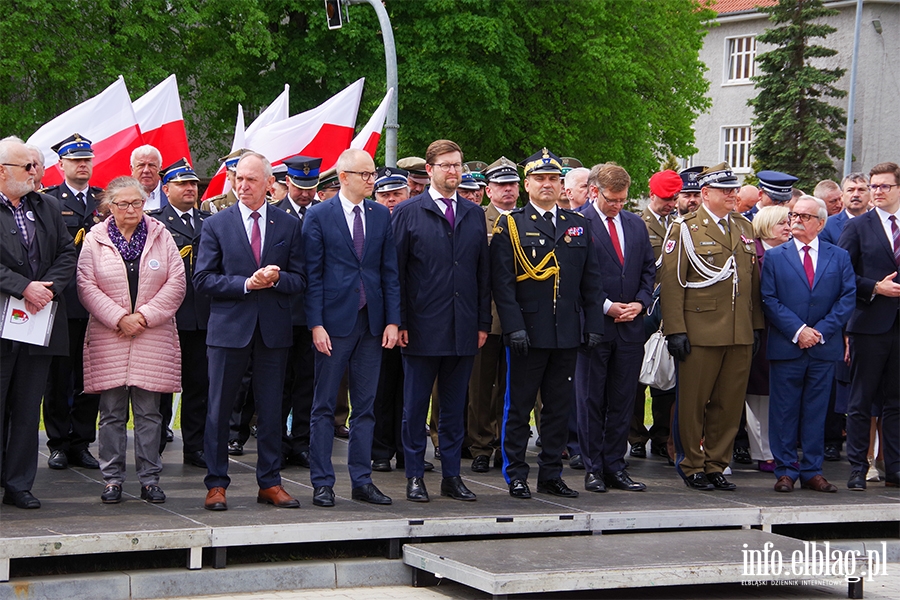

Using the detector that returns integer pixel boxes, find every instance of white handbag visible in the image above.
[639,324,676,390]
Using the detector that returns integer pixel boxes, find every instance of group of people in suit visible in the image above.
[1,127,897,510]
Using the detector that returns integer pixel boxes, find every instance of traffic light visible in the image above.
[325,0,343,30]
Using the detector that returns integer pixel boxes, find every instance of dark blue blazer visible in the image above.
[742,204,759,222]
[819,209,849,245]
[271,199,308,328]
[761,240,855,361]
[582,205,655,343]
[392,192,491,356]
[838,209,900,335]
[193,202,305,349]
[303,196,401,338]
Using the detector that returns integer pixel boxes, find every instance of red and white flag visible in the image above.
[28,76,143,188]
[245,84,289,140]
[350,87,394,158]
[248,78,364,172]
[133,74,192,167]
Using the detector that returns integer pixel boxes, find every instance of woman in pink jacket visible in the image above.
[77,176,185,504]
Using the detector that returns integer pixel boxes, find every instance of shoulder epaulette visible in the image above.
[42,184,60,193]
[90,186,104,193]
[209,193,227,202]
[509,206,525,214]
[146,208,164,216]
[197,209,213,218]
[732,211,751,225]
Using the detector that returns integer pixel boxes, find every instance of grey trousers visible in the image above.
[98,386,163,487]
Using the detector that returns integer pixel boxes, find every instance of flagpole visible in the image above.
[348,0,398,167]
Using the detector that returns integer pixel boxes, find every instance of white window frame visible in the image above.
[723,35,757,85]
[721,126,753,173]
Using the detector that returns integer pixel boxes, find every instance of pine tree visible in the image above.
[748,0,846,190]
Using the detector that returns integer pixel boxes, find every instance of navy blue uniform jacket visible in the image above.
[303,197,401,338]
[392,192,491,356]
[193,202,305,349]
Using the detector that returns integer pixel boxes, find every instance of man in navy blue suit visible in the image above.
[576,163,655,493]
[303,148,401,508]
[839,162,900,490]
[194,152,306,511]
[761,195,856,493]
[819,173,870,245]
[392,140,491,503]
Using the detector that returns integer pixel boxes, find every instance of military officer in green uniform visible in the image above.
[659,162,764,491]
[491,148,604,499]
[200,148,248,214]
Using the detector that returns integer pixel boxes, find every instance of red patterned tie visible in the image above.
[608,216,624,265]
[803,245,814,288]
[250,211,261,266]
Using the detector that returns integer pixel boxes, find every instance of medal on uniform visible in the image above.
[690,224,698,231]
[531,214,537,221]
[564,235,571,243]
[702,218,708,225]
[560,214,566,221]
[532,247,536,258]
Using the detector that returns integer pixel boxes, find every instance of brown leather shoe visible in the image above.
[257,485,300,508]
[205,487,227,511]
[773,476,794,493]
[801,475,837,493]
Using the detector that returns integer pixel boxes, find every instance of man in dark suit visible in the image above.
[838,162,900,489]
[148,158,211,468]
[194,152,306,511]
[272,154,321,468]
[392,139,491,503]
[761,195,856,493]
[820,173,870,245]
[303,148,401,508]
[42,133,103,471]
[0,138,76,508]
[491,148,604,500]
[576,163,655,493]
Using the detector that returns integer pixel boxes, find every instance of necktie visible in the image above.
[660,215,667,229]
[181,212,194,236]
[250,211,261,266]
[442,198,455,229]
[803,245,815,288]
[76,191,85,206]
[353,205,366,309]
[719,218,731,246]
[543,210,554,227]
[299,205,307,216]
[891,215,900,267]
[608,216,624,265]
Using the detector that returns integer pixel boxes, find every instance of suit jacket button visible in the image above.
[355,288,359,293]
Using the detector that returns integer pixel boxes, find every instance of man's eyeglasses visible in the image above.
[868,184,898,193]
[599,190,627,205]
[431,162,462,173]
[344,170,376,181]
[112,200,146,211]
[788,212,818,223]
[2,162,35,172]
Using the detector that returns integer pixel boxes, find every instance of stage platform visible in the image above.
[1,432,898,591]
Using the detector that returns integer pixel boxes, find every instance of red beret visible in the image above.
[649,170,683,198]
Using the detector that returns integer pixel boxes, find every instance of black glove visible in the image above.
[753,330,761,357]
[583,332,603,350]
[504,330,530,356]
[666,333,691,362]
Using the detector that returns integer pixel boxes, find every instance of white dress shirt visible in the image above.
[237,200,267,248]
[339,193,366,238]
[145,182,164,212]
[429,187,457,219]
[529,201,557,226]
[875,206,900,246]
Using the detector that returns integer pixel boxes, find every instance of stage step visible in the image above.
[404,529,868,599]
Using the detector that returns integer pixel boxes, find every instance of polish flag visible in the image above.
[248,78,364,172]
[245,84,289,140]
[133,74,192,166]
[28,76,143,189]
[350,87,394,158]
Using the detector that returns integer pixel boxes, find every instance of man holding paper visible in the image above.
[0,138,76,509]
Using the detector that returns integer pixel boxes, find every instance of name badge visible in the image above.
[25,211,35,221]
[148,259,161,270]
[699,241,716,246]
[525,232,541,237]
[61,210,74,216]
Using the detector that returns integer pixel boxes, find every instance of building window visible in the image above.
[722,126,753,172]
[725,36,756,83]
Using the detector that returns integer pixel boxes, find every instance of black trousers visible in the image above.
[160,329,210,454]
[281,326,315,457]
[372,346,404,461]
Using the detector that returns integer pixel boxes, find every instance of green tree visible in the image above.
[748,0,846,190]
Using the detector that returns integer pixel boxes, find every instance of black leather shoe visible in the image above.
[569,454,585,470]
[424,460,434,472]
[604,470,646,491]
[68,448,100,469]
[707,472,737,491]
[165,427,175,442]
[509,479,531,499]
[733,446,752,464]
[629,442,646,458]
[885,472,899,487]
[684,472,714,490]
[406,477,429,502]
[183,450,207,468]
[433,447,441,461]
[351,483,391,505]
[101,484,122,504]
[584,472,607,493]
[441,476,477,501]
[227,440,243,456]
[537,478,579,498]
[847,470,867,491]
[471,455,491,473]
[372,458,392,472]
[3,490,41,509]
[48,449,68,470]
[286,450,310,468]
[493,451,503,469]
[141,485,166,503]
[823,444,841,461]
[650,442,669,458]
[313,486,335,507]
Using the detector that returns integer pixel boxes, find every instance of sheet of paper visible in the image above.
[0,294,57,347]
